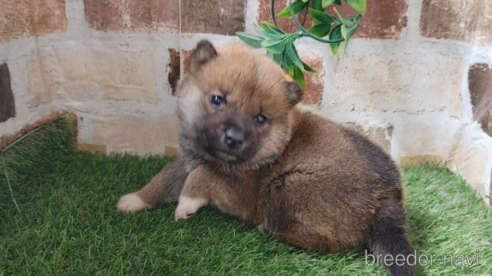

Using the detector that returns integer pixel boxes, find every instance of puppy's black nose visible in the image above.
[224,128,244,148]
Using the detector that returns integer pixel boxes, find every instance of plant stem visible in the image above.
[2,153,20,212]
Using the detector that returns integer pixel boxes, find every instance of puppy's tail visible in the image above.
[367,207,416,276]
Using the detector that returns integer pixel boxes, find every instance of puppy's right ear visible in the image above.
[189,40,218,72]
[284,78,304,106]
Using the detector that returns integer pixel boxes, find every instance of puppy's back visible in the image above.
[261,108,404,249]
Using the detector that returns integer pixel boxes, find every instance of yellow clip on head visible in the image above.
[284,74,294,82]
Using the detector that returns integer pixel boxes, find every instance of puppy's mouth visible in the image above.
[208,149,245,164]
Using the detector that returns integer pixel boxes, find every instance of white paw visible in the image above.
[117,193,151,213]
[256,220,271,234]
[174,196,208,221]
[257,223,266,233]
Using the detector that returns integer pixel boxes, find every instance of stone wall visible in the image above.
[1,0,491,204]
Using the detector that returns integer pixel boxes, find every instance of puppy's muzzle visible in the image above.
[195,111,259,163]
[224,127,244,149]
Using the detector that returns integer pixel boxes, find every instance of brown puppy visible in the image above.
[117,40,416,276]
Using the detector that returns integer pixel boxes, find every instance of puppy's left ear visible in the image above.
[284,80,304,106]
[189,40,218,72]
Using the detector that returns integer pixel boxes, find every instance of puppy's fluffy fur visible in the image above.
[117,40,416,276]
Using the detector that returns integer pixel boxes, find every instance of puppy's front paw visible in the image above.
[174,196,208,221]
[257,223,266,233]
[117,193,151,213]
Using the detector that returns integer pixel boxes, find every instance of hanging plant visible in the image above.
[237,0,365,89]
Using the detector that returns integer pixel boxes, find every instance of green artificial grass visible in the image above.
[1,119,491,275]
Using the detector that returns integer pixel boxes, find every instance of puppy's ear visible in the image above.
[284,79,304,106]
[189,40,218,72]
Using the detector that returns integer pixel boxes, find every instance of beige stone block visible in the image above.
[331,51,465,118]
[78,115,179,156]
[446,123,492,205]
[0,1,30,43]
[29,0,67,36]
[421,0,492,45]
[28,45,157,106]
[395,121,459,162]
[473,1,492,46]
[165,146,178,157]
[0,0,67,42]
[342,122,392,155]
[420,0,472,41]
[181,0,246,35]
[76,143,107,154]
[400,155,444,167]
[84,0,179,33]
[163,116,179,146]
[396,121,491,205]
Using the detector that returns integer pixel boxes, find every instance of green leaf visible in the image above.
[334,0,342,4]
[307,24,332,38]
[340,41,348,60]
[272,53,283,66]
[340,24,357,60]
[286,42,304,70]
[330,42,340,55]
[292,64,306,90]
[334,7,356,27]
[282,54,295,75]
[277,0,307,18]
[344,0,366,14]
[322,0,337,8]
[329,25,342,54]
[236,32,264,48]
[322,0,336,8]
[254,23,285,39]
[302,61,318,73]
[261,22,284,34]
[309,8,333,24]
[311,0,324,11]
[341,24,357,41]
[262,38,287,54]
[301,0,309,2]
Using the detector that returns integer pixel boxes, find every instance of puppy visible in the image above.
[117,40,416,276]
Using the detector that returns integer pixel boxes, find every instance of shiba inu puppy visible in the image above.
[117,40,416,276]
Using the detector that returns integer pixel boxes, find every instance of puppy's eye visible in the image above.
[255,114,267,125]
[210,95,224,107]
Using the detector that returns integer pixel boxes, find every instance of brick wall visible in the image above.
[0,0,491,204]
